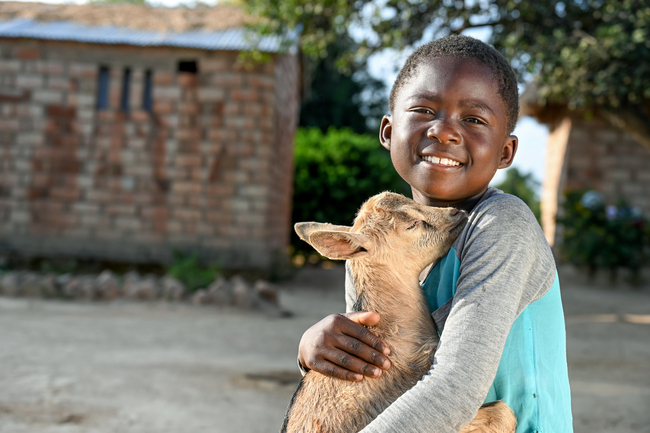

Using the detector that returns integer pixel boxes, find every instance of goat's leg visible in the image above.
[459,401,517,433]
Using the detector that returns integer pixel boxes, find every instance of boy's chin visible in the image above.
[410,186,489,208]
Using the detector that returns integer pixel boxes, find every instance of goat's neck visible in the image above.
[348,259,433,337]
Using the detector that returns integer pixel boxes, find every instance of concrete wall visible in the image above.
[0,38,299,270]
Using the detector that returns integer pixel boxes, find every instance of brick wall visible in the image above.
[0,38,299,270]
[542,115,650,247]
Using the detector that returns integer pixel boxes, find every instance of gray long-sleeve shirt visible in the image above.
[345,189,572,433]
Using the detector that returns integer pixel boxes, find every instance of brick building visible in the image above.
[0,2,300,270]
[521,94,650,247]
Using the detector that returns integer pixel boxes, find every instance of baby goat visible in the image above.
[282,192,516,433]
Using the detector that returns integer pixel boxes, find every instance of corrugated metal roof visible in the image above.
[0,18,296,53]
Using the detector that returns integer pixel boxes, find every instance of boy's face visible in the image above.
[380,56,518,209]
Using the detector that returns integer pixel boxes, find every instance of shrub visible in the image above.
[292,127,409,255]
[167,251,221,292]
[558,190,650,282]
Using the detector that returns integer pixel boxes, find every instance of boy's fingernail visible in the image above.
[354,374,363,381]
[373,368,381,377]
[382,359,391,369]
[382,346,391,355]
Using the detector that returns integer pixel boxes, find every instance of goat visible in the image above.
[281,192,516,433]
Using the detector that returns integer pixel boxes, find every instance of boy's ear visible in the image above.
[308,231,370,260]
[498,134,518,169]
[379,115,392,151]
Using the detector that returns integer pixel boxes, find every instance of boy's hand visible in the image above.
[298,311,392,381]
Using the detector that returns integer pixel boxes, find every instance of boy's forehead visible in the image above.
[398,57,499,100]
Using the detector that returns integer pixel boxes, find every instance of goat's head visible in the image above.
[295,192,467,273]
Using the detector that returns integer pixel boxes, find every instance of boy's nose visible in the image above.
[427,120,460,144]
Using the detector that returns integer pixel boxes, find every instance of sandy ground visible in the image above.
[0,266,649,433]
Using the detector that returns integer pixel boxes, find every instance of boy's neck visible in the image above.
[412,188,488,212]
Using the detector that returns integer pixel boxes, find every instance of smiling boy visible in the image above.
[297,35,573,432]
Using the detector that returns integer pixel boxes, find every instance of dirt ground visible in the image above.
[0,265,649,433]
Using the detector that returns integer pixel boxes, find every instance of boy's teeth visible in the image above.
[422,156,461,166]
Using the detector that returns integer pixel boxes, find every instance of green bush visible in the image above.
[167,251,221,292]
[558,190,650,281]
[292,127,410,254]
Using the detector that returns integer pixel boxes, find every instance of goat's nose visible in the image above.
[450,208,459,216]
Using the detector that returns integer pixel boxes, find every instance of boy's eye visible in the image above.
[465,117,487,125]
[412,108,435,116]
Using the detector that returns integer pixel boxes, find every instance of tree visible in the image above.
[299,36,387,134]
[292,127,410,252]
[90,0,146,4]
[245,0,650,150]
[494,167,541,222]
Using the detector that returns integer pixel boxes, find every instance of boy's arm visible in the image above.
[358,195,556,433]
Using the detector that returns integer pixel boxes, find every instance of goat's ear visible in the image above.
[307,231,369,260]
[294,222,351,242]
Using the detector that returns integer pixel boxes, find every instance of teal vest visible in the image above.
[421,248,573,433]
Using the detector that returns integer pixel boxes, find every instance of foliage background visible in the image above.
[291,127,410,254]
[245,0,650,151]
[558,191,650,281]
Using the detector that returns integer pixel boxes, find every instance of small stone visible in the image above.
[39,274,57,298]
[55,274,71,296]
[0,272,20,297]
[122,271,141,299]
[20,272,42,297]
[132,275,159,300]
[160,275,186,301]
[231,276,255,309]
[61,277,81,299]
[77,276,97,300]
[206,277,232,305]
[96,270,121,300]
[192,289,208,305]
[254,280,278,306]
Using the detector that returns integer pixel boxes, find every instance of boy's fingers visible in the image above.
[313,345,386,381]
[324,347,383,378]
[334,334,391,371]
[311,358,364,382]
[341,312,391,356]
[297,312,392,380]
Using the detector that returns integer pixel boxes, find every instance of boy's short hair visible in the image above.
[389,34,520,134]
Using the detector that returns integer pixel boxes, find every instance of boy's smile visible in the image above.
[380,56,518,211]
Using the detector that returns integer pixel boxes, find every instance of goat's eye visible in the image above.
[406,221,419,231]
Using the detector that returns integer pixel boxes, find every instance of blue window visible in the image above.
[143,69,153,112]
[96,66,110,110]
[120,67,131,112]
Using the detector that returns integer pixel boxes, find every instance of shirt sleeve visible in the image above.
[358,194,556,433]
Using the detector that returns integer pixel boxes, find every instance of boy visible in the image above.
[297,35,573,432]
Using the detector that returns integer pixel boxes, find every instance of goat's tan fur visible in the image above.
[282,192,516,433]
